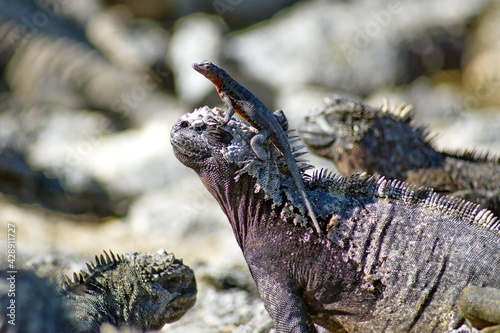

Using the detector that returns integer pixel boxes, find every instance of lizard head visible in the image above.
[192,61,226,85]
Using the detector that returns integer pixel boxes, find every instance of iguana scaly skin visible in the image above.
[63,250,197,332]
[171,106,500,333]
[192,61,320,234]
[300,96,500,217]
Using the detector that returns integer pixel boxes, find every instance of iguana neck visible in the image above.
[199,168,273,249]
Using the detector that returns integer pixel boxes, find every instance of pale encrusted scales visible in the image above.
[126,249,178,283]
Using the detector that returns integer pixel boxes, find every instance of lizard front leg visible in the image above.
[221,92,235,124]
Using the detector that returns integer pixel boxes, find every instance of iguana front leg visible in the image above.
[256,276,318,333]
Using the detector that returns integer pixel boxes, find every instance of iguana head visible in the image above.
[170,107,240,175]
[171,106,316,229]
[300,96,442,179]
[63,249,197,331]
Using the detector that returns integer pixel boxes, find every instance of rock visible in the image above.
[226,0,490,95]
[86,5,169,71]
[463,1,500,108]
[0,106,122,217]
[106,0,297,30]
[167,13,224,104]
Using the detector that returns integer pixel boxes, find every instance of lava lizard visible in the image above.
[192,61,320,234]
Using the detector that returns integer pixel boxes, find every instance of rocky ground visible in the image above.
[0,0,499,331]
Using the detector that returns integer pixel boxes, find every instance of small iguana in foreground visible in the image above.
[299,96,500,217]
[63,250,197,332]
[0,249,197,332]
[171,106,500,333]
[192,61,321,234]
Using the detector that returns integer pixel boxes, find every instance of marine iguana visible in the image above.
[299,96,500,217]
[0,249,197,332]
[171,106,500,333]
[192,61,321,234]
[63,249,197,332]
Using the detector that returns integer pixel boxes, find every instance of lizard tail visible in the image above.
[288,158,321,234]
[301,185,321,234]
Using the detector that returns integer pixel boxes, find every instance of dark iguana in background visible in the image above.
[171,106,500,333]
[300,96,500,217]
[0,249,197,333]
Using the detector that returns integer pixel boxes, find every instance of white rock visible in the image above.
[167,14,224,103]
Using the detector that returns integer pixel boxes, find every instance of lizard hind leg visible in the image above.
[234,130,270,181]
[250,129,271,162]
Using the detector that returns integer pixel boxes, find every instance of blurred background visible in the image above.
[0,0,499,331]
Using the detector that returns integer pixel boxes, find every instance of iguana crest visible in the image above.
[310,172,500,239]
[63,250,185,292]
